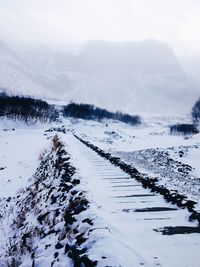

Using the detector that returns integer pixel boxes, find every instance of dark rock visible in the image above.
[80,255,98,267]
[76,233,87,246]
[82,218,93,226]
[37,212,50,224]
[55,242,64,249]
[154,226,200,235]
[54,252,59,258]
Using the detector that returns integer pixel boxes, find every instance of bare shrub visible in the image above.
[170,124,199,135]
[52,135,61,151]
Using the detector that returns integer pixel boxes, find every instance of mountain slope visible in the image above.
[1,39,200,115]
[65,40,183,75]
[0,39,54,99]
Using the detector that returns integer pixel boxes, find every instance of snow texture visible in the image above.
[0,115,200,267]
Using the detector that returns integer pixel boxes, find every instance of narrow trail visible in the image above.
[64,132,200,267]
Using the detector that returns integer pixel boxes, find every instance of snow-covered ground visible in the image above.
[0,120,50,198]
[0,116,200,266]
[61,131,200,267]
[64,117,200,206]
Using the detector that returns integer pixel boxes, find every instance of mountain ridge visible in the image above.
[0,38,199,115]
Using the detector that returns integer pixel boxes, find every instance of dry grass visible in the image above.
[52,135,61,151]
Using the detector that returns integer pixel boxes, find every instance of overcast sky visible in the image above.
[0,0,199,56]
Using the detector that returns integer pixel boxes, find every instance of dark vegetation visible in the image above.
[169,98,200,135]
[62,103,141,125]
[0,92,58,123]
[192,98,200,123]
[169,124,199,135]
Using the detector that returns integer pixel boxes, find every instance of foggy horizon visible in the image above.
[0,0,199,114]
[0,0,200,57]
[0,4,200,264]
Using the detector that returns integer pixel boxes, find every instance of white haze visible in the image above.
[0,38,199,116]
[0,0,200,57]
[0,0,199,115]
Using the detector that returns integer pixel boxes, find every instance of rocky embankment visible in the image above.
[0,135,97,267]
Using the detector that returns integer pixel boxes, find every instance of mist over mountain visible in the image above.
[180,55,200,81]
[0,39,55,99]
[0,39,199,115]
[70,40,183,75]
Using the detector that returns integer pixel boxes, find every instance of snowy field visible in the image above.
[0,120,50,198]
[0,116,200,266]
[67,116,200,207]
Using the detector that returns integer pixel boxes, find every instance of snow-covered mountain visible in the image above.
[0,39,55,99]
[63,40,183,75]
[180,55,200,81]
[1,39,199,115]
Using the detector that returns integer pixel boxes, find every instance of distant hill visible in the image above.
[1,39,199,115]
[69,40,183,75]
[0,39,54,99]
[180,55,200,81]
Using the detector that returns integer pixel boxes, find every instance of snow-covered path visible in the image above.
[63,132,200,267]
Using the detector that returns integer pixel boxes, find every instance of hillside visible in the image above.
[1,39,200,115]
[0,39,54,99]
